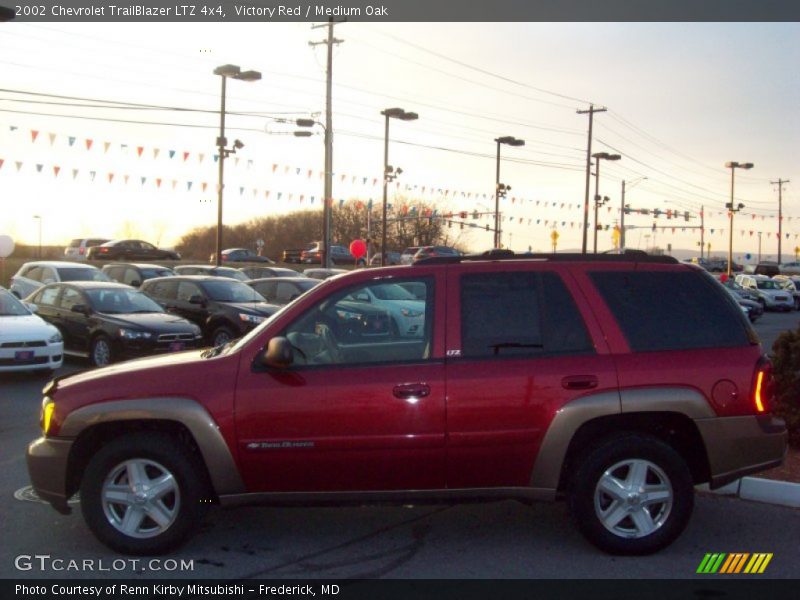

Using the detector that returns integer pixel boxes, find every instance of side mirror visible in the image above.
[71,304,90,315]
[189,294,205,305]
[261,336,294,369]
[24,302,38,313]
[130,280,141,288]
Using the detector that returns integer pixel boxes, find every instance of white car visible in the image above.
[0,288,63,373]
[64,238,110,261]
[734,274,794,311]
[779,261,800,276]
[345,283,426,337]
[9,261,110,299]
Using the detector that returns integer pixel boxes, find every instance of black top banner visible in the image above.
[3,0,800,22]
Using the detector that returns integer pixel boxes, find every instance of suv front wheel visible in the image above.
[568,434,694,555]
[80,432,207,555]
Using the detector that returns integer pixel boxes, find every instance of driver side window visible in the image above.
[282,277,433,367]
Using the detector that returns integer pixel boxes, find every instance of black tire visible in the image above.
[568,434,694,555]
[90,335,114,367]
[80,432,207,555]
[210,325,235,347]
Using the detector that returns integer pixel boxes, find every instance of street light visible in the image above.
[725,161,753,278]
[591,152,621,253]
[494,136,525,248]
[380,107,418,266]
[32,215,41,258]
[213,64,261,267]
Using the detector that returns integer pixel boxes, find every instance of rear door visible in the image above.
[234,270,447,493]
[444,264,618,488]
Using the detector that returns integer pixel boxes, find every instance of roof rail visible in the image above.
[413,249,679,265]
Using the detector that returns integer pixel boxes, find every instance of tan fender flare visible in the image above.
[61,397,245,495]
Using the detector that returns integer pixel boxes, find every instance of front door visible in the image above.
[234,274,446,493]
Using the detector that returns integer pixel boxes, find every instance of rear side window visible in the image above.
[589,270,750,352]
[145,280,178,300]
[460,271,593,358]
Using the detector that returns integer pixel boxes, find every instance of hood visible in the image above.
[226,302,279,316]
[759,289,790,299]
[0,314,59,341]
[99,312,199,333]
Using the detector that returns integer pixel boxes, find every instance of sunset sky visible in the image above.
[1,21,798,258]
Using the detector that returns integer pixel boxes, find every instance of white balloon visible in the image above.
[0,235,14,258]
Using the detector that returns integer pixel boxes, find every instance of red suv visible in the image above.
[27,252,786,556]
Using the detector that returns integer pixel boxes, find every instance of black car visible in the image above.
[140,276,280,346]
[25,282,202,366]
[239,266,305,279]
[87,239,180,261]
[174,265,249,281]
[246,277,320,305]
[211,248,275,264]
[101,263,175,287]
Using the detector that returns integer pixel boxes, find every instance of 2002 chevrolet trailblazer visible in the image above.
[27,252,787,555]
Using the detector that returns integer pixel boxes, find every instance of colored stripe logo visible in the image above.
[697,553,773,574]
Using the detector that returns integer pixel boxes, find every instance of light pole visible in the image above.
[213,64,261,266]
[494,136,525,248]
[592,152,621,253]
[33,215,41,258]
[619,176,646,250]
[295,117,334,267]
[380,108,418,266]
[725,161,753,278]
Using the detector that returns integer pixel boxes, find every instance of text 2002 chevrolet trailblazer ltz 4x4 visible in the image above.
[27,252,787,555]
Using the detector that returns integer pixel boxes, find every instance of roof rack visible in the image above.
[413,248,679,266]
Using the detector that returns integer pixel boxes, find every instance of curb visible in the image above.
[697,477,800,508]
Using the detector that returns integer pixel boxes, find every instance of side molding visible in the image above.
[620,387,715,418]
[61,397,245,495]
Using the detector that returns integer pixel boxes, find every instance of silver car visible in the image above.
[734,274,793,311]
[10,261,110,299]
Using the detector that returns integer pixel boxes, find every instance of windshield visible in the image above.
[371,283,417,301]
[57,267,111,282]
[140,268,173,279]
[0,290,31,316]
[85,288,166,313]
[756,280,780,290]
[203,280,266,303]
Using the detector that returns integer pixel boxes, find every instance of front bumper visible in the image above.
[0,344,63,372]
[695,414,787,489]
[26,436,74,514]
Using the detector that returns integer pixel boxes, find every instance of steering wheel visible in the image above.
[316,323,343,364]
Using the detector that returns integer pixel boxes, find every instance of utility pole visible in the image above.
[700,205,705,260]
[771,179,789,264]
[310,18,343,268]
[577,104,607,254]
[620,180,626,250]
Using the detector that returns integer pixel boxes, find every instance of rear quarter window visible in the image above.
[588,270,751,352]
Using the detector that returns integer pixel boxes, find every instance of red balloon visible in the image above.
[349,239,366,259]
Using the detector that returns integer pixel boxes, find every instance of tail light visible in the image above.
[79,247,85,255]
[752,356,775,414]
[101,247,109,253]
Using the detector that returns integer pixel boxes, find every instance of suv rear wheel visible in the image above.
[80,432,206,555]
[568,434,693,555]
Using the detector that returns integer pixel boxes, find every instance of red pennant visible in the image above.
[53,166,61,177]
[108,173,114,183]
[202,182,208,192]
[0,159,3,170]
[137,146,144,157]
[85,139,93,151]
[183,152,190,161]
[31,130,39,143]
[156,178,162,188]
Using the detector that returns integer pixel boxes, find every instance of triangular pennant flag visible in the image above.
[202,182,208,192]
[169,150,176,159]
[277,192,283,200]
[104,142,111,153]
[36,164,43,173]
[265,190,270,198]
[48,133,57,145]
[137,146,144,157]
[248,160,253,169]
[187,182,193,191]
[31,130,39,143]
[156,178,162,188]
[9,125,18,132]
[124,175,130,184]
[272,164,278,173]
[183,151,190,162]
[53,166,60,177]
[141,177,147,186]
[68,136,76,147]
[172,180,177,190]
[239,187,245,196]
[108,173,114,183]
[72,169,79,179]
[213,154,219,163]
[198,153,205,163]
[0,159,3,170]
[153,148,160,159]
[90,171,96,181]
[85,139,93,151]
[252,188,257,197]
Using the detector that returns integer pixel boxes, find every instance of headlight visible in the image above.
[118,328,153,339]
[48,331,62,344]
[239,313,266,324]
[401,308,423,318]
[41,399,55,435]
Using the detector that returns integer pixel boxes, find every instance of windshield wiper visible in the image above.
[489,342,543,356]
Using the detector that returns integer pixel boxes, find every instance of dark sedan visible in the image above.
[87,239,180,261]
[140,276,280,346]
[211,248,275,264]
[25,282,203,366]
[101,263,175,287]
[246,277,320,305]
